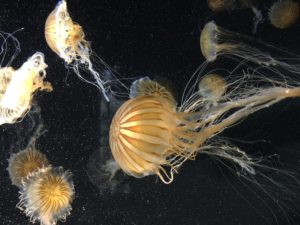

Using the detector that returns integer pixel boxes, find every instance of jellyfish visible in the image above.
[207,0,263,33]
[269,0,299,29]
[0,52,52,125]
[17,166,74,225]
[130,76,176,106]
[198,73,226,102]
[7,147,49,187]
[109,75,300,184]
[200,20,300,73]
[45,0,112,101]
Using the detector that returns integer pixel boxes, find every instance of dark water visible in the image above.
[1,0,300,225]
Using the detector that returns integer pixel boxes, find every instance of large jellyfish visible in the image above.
[207,0,263,33]
[45,0,113,101]
[200,20,300,73]
[109,75,300,184]
[0,52,52,126]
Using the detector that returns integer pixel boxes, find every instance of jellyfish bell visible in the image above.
[7,147,49,188]
[17,166,74,225]
[198,73,227,101]
[130,76,176,106]
[0,52,52,125]
[207,0,236,12]
[109,71,300,184]
[45,0,111,101]
[269,0,299,29]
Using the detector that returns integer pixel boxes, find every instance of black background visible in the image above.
[1,0,300,225]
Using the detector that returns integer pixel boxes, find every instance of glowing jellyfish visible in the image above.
[130,76,176,106]
[17,166,74,225]
[109,76,300,183]
[45,0,111,101]
[200,20,300,72]
[198,73,226,101]
[0,52,52,125]
[8,147,49,188]
[207,0,262,33]
[269,0,299,29]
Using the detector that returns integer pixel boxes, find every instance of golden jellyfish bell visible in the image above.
[109,96,181,183]
[7,147,49,187]
[45,0,87,64]
[198,73,227,101]
[130,77,176,106]
[0,52,52,125]
[269,0,299,29]
[200,21,218,62]
[18,166,74,225]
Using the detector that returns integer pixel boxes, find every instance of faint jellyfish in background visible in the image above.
[109,74,300,183]
[17,166,75,225]
[269,0,299,29]
[45,0,117,102]
[87,147,130,196]
[0,51,52,126]
[200,20,300,73]
[7,147,49,187]
[207,0,263,33]
[198,73,226,104]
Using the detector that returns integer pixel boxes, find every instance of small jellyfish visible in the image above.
[109,76,300,183]
[0,52,52,125]
[17,166,74,225]
[7,147,49,188]
[207,0,236,12]
[200,20,300,72]
[198,73,226,101]
[45,0,111,101]
[207,0,263,33]
[269,0,299,29]
[130,76,176,106]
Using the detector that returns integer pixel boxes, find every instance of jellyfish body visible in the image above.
[109,77,300,183]
[8,147,49,187]
[198,73,226,101]
[200,21,300,72]
[18,166,74,225]
[45,0,110,101]
[130,76,176,106]
[269,0,299,29]
[0,52,52,125]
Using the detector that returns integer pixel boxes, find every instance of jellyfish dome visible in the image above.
[18,166,74,225]
[0,52,52,125]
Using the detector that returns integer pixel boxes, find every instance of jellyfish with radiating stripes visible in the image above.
[109,75,300,183]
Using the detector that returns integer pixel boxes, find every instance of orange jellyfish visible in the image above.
[207,0,262,33]
[200,20,300,73]
[0,52,52,125]
[17,166,74,225]
[45,0,111,101]
[7,147,49,187]
[269,0,299,29]
[109,76,300,183]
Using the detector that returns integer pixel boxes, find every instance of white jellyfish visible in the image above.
[0,52,52,125]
